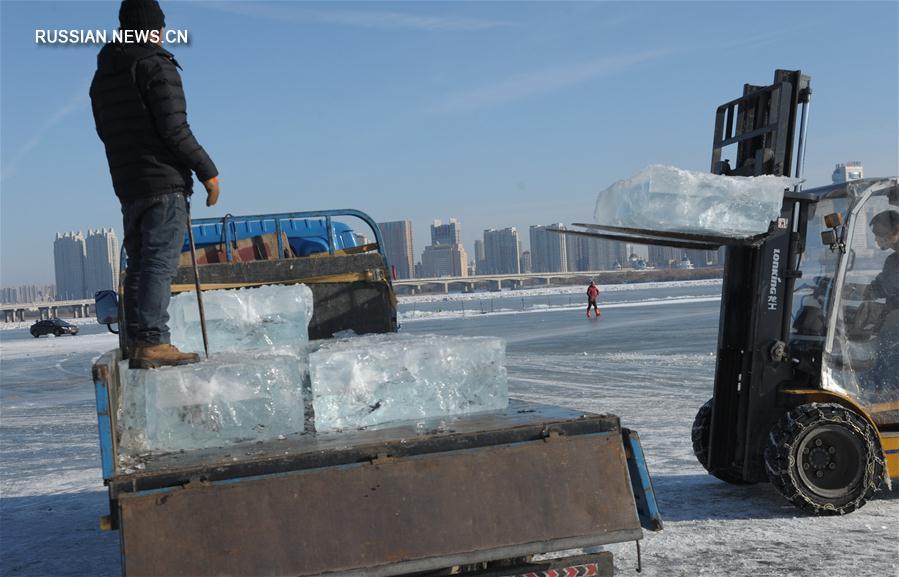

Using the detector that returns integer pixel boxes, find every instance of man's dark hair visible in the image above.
[870,210,899,237]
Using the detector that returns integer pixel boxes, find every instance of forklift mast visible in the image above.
[711,70,811,178]
[705,70,815,482]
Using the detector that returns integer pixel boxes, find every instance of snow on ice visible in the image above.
[1,281,896,577]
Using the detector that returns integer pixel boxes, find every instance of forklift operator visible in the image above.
[865,209,899,387]
[867,210,899,309]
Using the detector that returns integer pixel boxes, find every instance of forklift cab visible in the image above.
[794,178,899,426]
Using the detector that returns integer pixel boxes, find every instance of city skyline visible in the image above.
[0,283,55,304]
[4,157,872,288]
[2,2,896,286]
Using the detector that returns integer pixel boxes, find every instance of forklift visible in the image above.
[568,70,898,515]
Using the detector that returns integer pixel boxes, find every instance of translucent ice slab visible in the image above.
[117,351,307,455]
[310,333,508,432]
[168,284,314,354]
[593,165,799,238]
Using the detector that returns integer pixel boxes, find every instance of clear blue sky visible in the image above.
[1,1,897,285]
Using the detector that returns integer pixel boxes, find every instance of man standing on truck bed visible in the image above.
[90,0,220,369]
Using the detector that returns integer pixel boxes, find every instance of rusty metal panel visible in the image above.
[120,432,640,577]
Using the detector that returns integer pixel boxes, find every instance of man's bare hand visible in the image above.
[203,176,220,207]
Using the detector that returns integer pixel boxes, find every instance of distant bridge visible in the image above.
[1,298,94,323]
[1,267,723,321]
[392,267,722,295]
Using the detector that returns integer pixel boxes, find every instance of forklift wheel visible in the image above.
[691,399,755,485]
[764,403,884,516]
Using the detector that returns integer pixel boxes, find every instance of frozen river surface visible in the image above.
[1,281,896,576]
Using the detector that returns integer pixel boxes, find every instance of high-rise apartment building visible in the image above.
[84,228,119,298]
[53,228,121,300]
[832,161,871,260]
[684,248,723,268]
[473,239,486,275]
[529,224,568,273]
[519,251,532,274]
[566,236,627,271]
[430,218,461,245]
[649,245,686,269]
[483,227,521,275]
[53,232,87,300]
[421,244,468,277]
[421,218,468,277]
[377,220,415,279]
[832,161,864,183]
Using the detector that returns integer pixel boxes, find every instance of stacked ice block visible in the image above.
[117,284,314,456]
[118,352,307,455]
[593,165,799,238]
[309,333,508,432]
[117,283,510,458]
[168,284,314,354]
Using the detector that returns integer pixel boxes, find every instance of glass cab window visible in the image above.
[791,198,844,346]
[824,192,898,427]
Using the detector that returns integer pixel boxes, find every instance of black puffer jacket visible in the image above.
[90,43,217,200]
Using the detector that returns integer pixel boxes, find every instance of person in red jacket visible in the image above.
[586,281,601,318]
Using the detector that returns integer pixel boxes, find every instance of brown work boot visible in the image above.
[129,343,200,370]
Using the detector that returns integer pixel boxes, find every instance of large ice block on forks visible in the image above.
[168,284,314,354]
[117,351,307,455]
[310,333,508,432]
[593,164,799,238]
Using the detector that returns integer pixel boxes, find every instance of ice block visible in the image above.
[310,333,508,432]
[117,350,307,455]
[168,284,314,354]
[593,164,799,238]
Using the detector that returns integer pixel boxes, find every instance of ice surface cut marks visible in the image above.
[310,333,508,432]
[593,165,799,238]
[168,284,314,354]
[117,351,307,455]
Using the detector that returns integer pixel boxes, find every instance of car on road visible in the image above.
[30,319,79,338]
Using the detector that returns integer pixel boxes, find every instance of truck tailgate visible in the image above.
[96,351,647,577]
[118,425,639,577]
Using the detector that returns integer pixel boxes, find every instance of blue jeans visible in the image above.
[121,193,188,346]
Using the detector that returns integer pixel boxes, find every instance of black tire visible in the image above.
[54,329,62,337]
[764,403,884,515]
[31,330,39,338]
[691,398,755,485]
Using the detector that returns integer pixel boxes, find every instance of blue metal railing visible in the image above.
[119,208,389,271]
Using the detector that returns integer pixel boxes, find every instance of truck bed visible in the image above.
[93,350,654,577]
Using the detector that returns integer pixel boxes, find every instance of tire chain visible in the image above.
[764,403,884,515]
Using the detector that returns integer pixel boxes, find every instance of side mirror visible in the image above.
[821,230,838,246]
[95,290,120,327]
[821,213,847,253]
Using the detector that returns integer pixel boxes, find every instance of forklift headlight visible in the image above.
[824,212,844,228]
